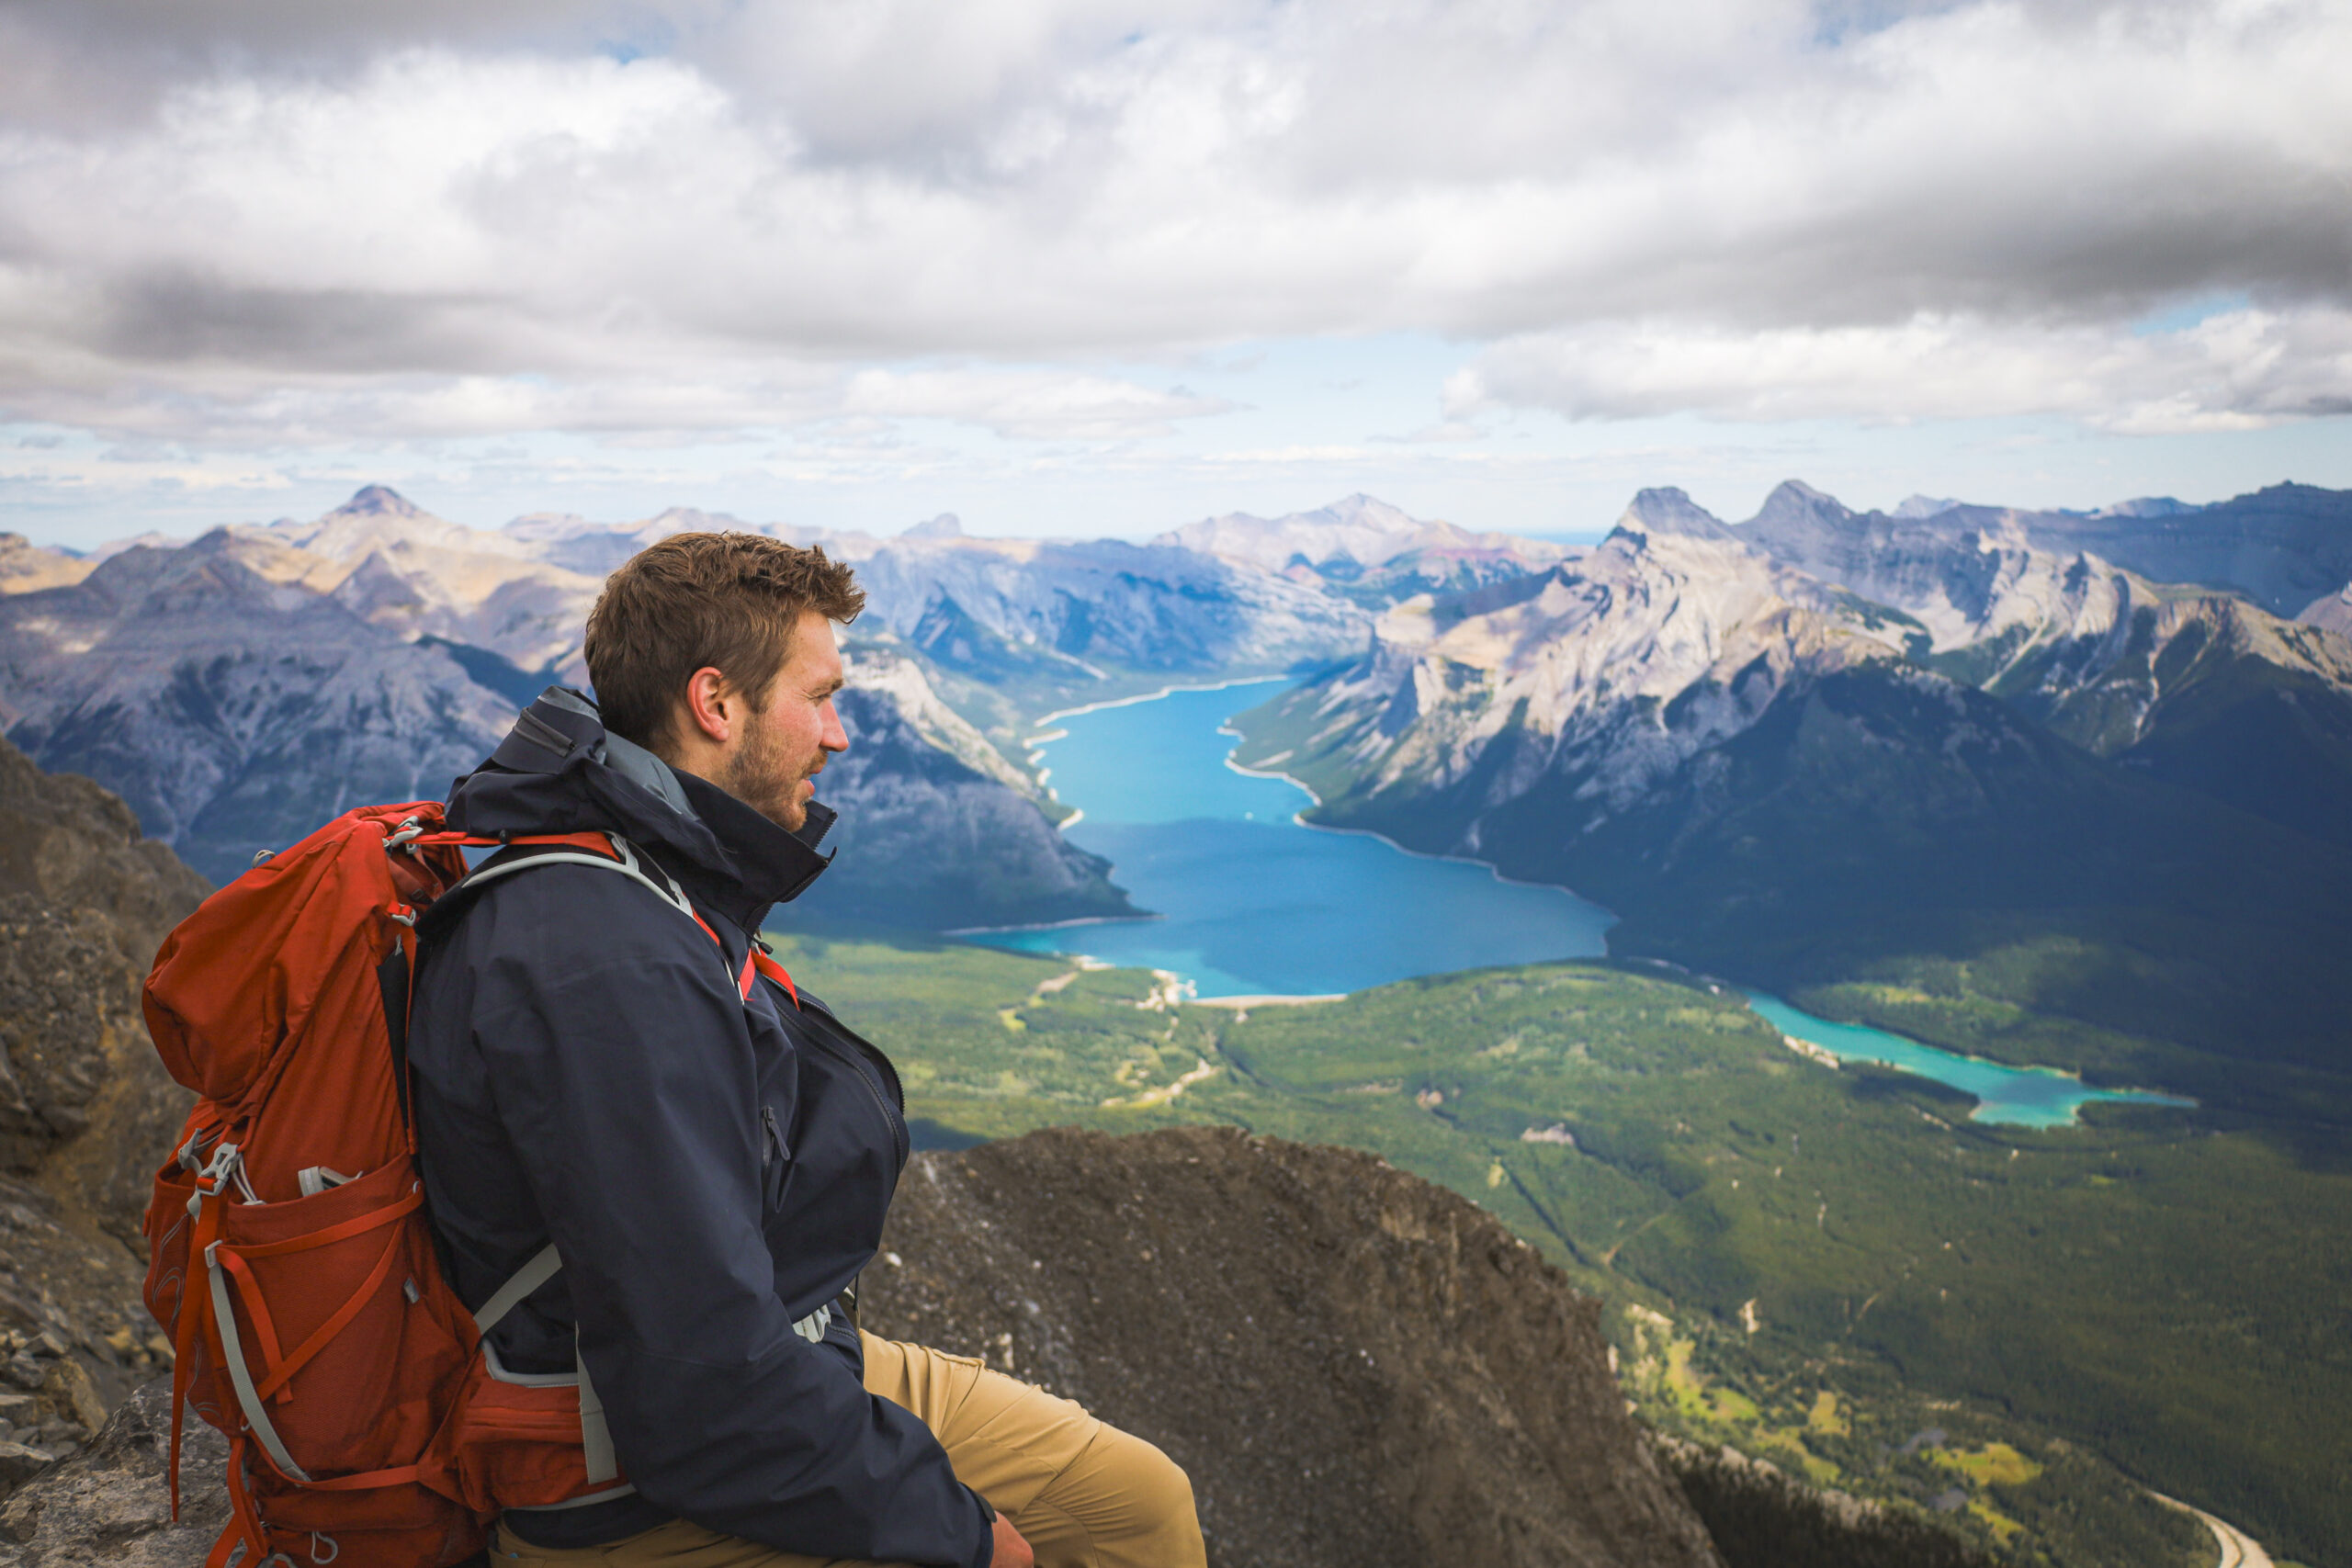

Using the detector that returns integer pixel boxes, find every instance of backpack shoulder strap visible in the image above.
[460,834,699,922]
[414,832,794,1006]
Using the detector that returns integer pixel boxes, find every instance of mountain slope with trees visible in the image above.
[1229,486,2352,1103]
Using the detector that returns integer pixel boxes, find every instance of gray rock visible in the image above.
[866,1125,1726,1568]
[0,1443,51,1487]
[0,1376,225,1565]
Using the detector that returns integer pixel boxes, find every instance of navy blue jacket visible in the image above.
[409,690,992,1567]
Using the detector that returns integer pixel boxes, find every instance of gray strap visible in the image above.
[505,1483,639,1513]
[457,840,738,1000]
[458,848,695,922]
[575,1337,618,1484]
[206,1242,312,1483]
[475,1243,562,1334]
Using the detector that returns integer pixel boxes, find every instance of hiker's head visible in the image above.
[586,532,863,829]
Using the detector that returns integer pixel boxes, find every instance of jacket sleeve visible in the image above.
[460,866,992,1568]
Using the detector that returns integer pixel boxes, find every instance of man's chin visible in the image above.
[769,782,819,833]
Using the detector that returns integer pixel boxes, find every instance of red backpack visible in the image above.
[141,799,793,1568]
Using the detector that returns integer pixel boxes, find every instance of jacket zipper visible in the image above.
[763,1103,785,1159]
[761,1104,789,1211]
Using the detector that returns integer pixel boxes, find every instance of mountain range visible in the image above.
[0,486,1543,912]
[4,480,2348,1002]
[1227,480,2352,1105]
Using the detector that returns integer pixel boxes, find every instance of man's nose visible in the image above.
[820,698,849,752]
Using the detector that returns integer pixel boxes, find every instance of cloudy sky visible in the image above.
[2,0,2346,547]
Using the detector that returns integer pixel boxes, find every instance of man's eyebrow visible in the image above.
[814,675,846,697]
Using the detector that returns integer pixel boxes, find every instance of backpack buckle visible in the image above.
[192,1143,258,1205]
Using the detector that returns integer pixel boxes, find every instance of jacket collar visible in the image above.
[447,687,834,933]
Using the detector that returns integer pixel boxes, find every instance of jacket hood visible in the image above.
[447,686,834,929]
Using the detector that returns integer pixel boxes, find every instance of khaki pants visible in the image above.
[491,1334,1204,1568]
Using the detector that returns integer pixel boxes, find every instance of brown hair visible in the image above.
[584,532,864,750]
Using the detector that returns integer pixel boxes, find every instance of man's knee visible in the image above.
[1129,1436,1196,1525]
[1012,1423,1205,1568]
[1087,1426,1198,1533]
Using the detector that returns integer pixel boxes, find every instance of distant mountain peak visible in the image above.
[904,513,964,540]
[1748,479,1857,532]
[1893,494,1962,519]
[335,484,428,519]
[2085,495,2190,519]
[1616,488,1737,541]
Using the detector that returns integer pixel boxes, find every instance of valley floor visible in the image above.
[766,926,2345,1568]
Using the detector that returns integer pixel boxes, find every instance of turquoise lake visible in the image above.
[1744,995,2194,1129]
[963,682,1616,993]
[963,682,2194,1128]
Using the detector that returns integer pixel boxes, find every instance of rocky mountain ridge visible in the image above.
[1231,484,2352,1080]
[1248,489,1914,848]
[0,1126,1992,1568]
[1738,479,2352,621]
[1734,479,2352,847]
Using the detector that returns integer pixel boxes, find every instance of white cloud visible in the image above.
[0,0,2344,441]
[842,368,1228,439]
[1449,306,2352,430]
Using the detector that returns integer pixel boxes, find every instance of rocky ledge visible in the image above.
[865,1125,1724,1568]
[1,1127,1996,1568]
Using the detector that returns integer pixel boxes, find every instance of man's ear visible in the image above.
[680,665,737,745]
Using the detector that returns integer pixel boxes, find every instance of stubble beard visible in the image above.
[717,707,820,832]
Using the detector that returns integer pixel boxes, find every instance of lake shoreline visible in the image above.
[973,682,1613,997]
[988,678,2199,1129]
[1220,738,1616,908]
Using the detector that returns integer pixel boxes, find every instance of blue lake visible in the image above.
[961,682,1616,995]
[1745,995,2195,1129]
[963,682,2195,1128]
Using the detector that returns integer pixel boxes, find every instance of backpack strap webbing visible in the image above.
[474,1243,561,1336]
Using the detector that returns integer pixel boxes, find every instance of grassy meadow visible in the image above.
[771,927,2347,1568]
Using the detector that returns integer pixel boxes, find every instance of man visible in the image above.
[409,533,1204,1568]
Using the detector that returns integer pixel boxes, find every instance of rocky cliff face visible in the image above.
[865,1125,1725,1568]
[0,532,522,885]
[1996,482,2352,619]
[0,736,209,1513]
[1236,489,1911,849]
[1735,479,2352,847]
[1744,480,2352,622]
[1738,479,2118,655]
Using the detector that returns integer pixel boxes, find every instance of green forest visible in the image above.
[768,926,2348,1568]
